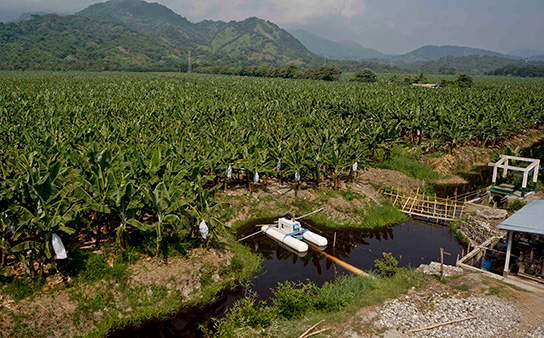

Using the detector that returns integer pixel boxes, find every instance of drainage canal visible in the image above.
[111,218,464,338]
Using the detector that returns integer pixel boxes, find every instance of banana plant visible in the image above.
[181,170,228,246]
[129,177,187,256]
[10,156,81,276]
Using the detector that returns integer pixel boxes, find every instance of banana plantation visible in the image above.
[1,72,543,276]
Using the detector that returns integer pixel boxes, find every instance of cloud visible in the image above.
[168,0,366,24]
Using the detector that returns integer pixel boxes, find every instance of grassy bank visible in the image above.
[0,233,261,338]
[224,187,406,231]
[206,268,424,338]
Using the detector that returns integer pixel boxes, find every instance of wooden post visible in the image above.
[440,247,444,280]
[433,195,437,218]
[393,191,400,206]
[503,231,514,276]
[333,232,336,248]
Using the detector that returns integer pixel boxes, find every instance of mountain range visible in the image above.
[0,0,316,71]
[289,29,385,60]
[0,0,542,72]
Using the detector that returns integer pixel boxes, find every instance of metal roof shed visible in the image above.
[498,200,544,276]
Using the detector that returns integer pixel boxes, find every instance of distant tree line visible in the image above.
[196,65,342,81]
[488,64,544,77]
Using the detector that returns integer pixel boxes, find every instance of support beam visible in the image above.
[503,231,514,277]
[492,165,498,185]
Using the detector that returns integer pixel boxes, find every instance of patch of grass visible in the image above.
[447,218,469,245]
[377,146,441,185]
[0,273,46,301]
[452,284,470,292]
[62,251,127,284]
[486,287,500,295]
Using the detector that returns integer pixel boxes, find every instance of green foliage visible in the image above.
[351,69,378,82]
[273,280,319,319]
[210,271,422,338]
[441,74,474,87]
[1,72,544,276]
[0,3,319,72]
[374,253,399,277]
[404,73,428,84]
[507,200,526,213]
[304,66,342,81]
[490,64,544,77]
[0,275,46,300]
[419,55,531,75]
[377,147,440,184]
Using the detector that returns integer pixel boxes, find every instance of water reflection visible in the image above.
[110,218,463,338]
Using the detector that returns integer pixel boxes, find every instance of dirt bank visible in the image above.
[0,246,253,338]
[428,127,544,176]
[223,168,419,229]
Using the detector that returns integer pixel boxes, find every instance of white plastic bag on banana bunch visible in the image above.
[52,233,67,259]
[352,162,358,172]
[227,165,232,178]
[295,172,300,181]
[199,220,209,240]
[276,160,281,173]
[253,172,259,183]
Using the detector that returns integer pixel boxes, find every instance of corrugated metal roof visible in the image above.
[498,200,544,235]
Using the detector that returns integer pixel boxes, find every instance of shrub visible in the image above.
[374,252,400,277]
[272,280,318,319]
[507,200,525,213]
[352,69,377,82]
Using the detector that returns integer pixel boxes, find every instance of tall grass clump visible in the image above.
[208,255,424,338]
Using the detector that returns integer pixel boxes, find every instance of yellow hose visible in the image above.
[310,246,367,276]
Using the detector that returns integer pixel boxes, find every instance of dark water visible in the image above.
[111,218,464,338]
[433,165,493,198]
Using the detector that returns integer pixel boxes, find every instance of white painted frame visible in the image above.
[488,155,540,194]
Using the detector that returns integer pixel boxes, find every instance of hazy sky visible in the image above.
[1,0,543,54]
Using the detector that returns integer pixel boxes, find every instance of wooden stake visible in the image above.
[408,316,478,333]
[440,247,444,280]
[305,327,331,337]
[333,232,336,248]
[298,320,324,338]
